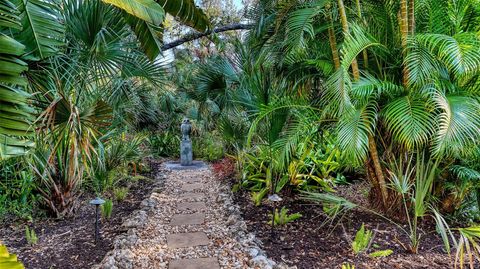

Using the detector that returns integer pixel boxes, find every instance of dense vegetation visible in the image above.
[2,0,480,267]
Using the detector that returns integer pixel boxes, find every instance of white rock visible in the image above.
[249,248,260,257]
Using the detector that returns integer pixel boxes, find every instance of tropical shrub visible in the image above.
[149,131,180,158]
[192,132,224,161]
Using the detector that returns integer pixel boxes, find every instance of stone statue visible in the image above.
[181,118,191,141]
[180,118,193,166]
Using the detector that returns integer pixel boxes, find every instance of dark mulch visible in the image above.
[0,159,163,269]
[233,183,454,269]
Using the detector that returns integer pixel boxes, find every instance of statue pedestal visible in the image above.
[180,139,193,166]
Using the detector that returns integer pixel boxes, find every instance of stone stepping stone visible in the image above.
[170,213,205,225]
[179,193,205,201]
[166,232,209,249]
[169,257,219,269]
[182,183,203,191]
[182,178,201,184]
[177,201,207,211]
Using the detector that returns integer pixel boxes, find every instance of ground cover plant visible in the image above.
[1,0,480,268]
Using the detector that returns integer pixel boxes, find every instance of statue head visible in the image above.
[182,118,190,124]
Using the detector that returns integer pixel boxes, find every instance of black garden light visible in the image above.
[89,197,105,244]
[267,193,282,241]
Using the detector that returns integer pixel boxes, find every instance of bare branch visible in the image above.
[161,23,254,51]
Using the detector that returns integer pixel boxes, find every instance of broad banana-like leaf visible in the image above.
[101,0,165,25]
[0,1,35,159]
[125,14,164,60]
[12,0,65,59]
[159,0,210,32]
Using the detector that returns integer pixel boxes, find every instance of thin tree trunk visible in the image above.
[400,0,409,87]
[355,0,369,68]
[338,0,360,80]
[327,11,341,70]
[368,133,389,207]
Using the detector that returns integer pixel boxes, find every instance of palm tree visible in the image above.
[0,0,211,159]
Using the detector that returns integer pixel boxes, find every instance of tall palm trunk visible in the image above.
[400,0,409,87]
[338,0,360,80]
[408,0,415,35]
[338,0,388,207]
[327,11,340,69]
[355,0,369,68]
[368,133,388,206]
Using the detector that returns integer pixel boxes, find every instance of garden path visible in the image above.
[95,162,268,269]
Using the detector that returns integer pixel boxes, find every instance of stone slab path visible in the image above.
[95,162,283,269]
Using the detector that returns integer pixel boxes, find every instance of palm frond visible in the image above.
[337,103,377,166]
[382,95,435,150]
[13,0,65,59]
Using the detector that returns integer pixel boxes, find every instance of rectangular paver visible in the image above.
[182,178,201,183]
[169,257,219,269]
[170,213,205,225]
[179,193,205,201]
[166,232,209,248]
[182,183,203,191]
[177,201,207,211]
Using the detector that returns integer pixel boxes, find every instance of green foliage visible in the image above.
[341,263,355,269]
[0,158,38,219]
[24,226,38,245]
[455,226,480,269]
[0,0,34,159]
[149,131,180,158]
[268,206,302,226]
[192,133,224,161]
[369,249,393,258]
[352,223,373,254]
[0,244,24,269]
[101,199,113,220]
[113,187,129,201]
[251,188,268,207]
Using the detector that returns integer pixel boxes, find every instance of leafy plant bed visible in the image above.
[0,160,163,269]
[233,183,453,268]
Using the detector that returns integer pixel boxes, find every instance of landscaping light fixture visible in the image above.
[267,194,282,241]
[90,197,105,244]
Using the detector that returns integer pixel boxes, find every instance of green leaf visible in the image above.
[337,104,377,166]
[102,0,165,25]
[382,96,435,150]
[433,95,480,157]
[12,0,65,59]
[159,0,210,32]
[369,249,393,258]
[125,15,163,60]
